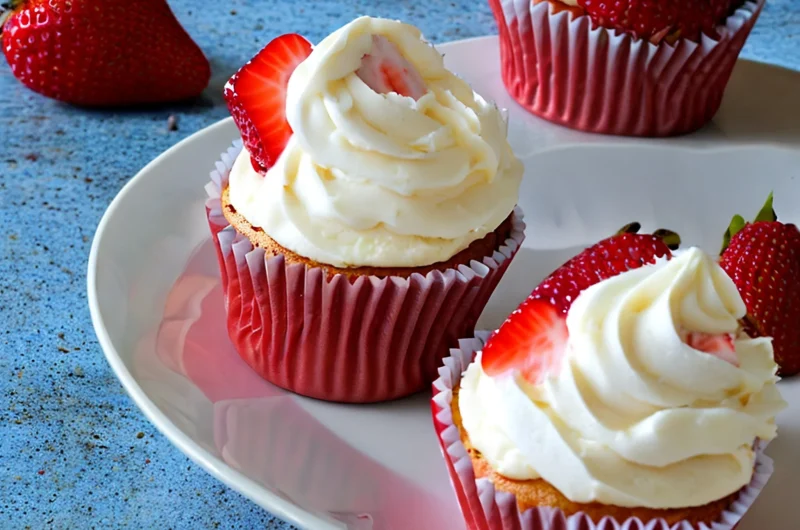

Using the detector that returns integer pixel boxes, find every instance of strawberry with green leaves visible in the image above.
[720,193,800,376]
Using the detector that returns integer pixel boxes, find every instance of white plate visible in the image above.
[88,36,800,530]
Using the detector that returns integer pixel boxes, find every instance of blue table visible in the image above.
[2,1,799,528]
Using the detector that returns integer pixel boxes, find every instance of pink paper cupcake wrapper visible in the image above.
[431,332,775,530]
[489,0,765,136]
[205,141,525,403]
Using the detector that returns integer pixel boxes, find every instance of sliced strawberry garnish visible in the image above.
[356,35,426,100]
[481,299,568,384]
[224,33,312,173]
[685,331,739,366]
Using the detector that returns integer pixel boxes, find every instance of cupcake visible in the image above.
[206,17,525,403]
[433,228,787,529]
[489,0,765,136]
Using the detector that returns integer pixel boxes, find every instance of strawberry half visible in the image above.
[577,0,735,43]
[531,223,680,314]
[720,193,800,376]
[482,299,568,384]
[685,332,739,366]
[224,33,312,173]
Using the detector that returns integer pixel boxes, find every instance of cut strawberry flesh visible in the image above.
[356,35,426,100]
[224,33,313,173]
[685,331,739,366]
[482,299,568,384]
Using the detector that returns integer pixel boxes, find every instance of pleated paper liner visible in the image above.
[489,0,765,137]
[205,141,525,403]
[431,332,775,530]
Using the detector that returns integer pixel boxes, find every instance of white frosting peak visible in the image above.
[460,248,786,508]
[228,17,522,268]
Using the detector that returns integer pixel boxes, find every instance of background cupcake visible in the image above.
[433,242,786,529]
[207,17,525,403]
[489,0,766,136]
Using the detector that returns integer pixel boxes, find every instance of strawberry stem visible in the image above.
[652,229,681,250]
[617,223,680,250]
[617,222,641,235]
[720,192,776,255]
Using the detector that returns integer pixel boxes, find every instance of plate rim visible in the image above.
[86,34,799,530]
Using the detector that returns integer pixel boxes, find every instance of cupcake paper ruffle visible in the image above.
[205,141,525,403]
[489,0,765,137]
[431,331,775,530]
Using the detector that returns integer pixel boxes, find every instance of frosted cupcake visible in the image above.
[206,17,524,403]
[433,241,786,529]
[489,0,765,136]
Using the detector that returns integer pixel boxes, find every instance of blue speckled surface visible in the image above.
[1,1,799,528]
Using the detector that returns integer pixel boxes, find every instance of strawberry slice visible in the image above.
[481,299,568,384]
[685,331,739,366]
[356,35,426,100]
[224,33,313,173]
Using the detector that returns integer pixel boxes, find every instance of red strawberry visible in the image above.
[482,223,679,382]
[356,35,426,100]
[531,223,680,314]
[481,299,568,384]
[224,33,312,173]
[685,332,739,366]
[2,0,210,106]
[577,0,735,43]
[720,193,800,376]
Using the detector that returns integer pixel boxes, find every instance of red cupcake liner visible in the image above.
[431,332,775,530]
[205,141,525,403]
[488,0,765,137]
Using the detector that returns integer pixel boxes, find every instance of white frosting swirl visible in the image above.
[228,17,522,268]
[459,248,786,508]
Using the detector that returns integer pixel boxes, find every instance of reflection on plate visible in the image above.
[134,241,457,529]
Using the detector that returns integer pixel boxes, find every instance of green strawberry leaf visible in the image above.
[721,214,747,255]
[652,229,681,251]
[720,193,777,255]
[753,192,777,223]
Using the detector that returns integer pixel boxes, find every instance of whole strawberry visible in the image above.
[482,223,680,382]
[577,0,735,43]
[2,0,210,106]
[224,32,426,173]
[720,193,800,377]
[530,223,680,314]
